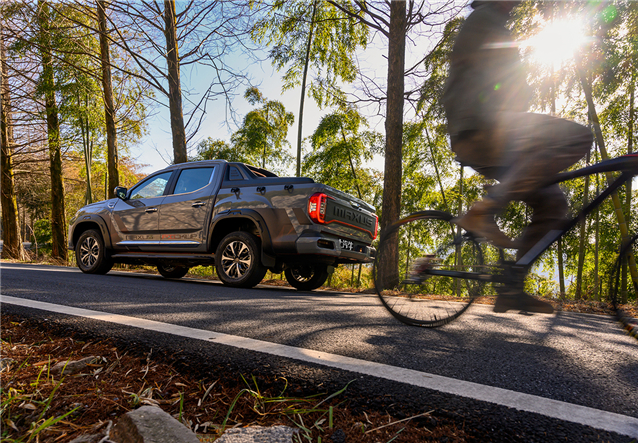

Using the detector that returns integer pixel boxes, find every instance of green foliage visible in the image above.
[231,87,294,172]
[303,107,382,203]
[195,138,252,163]
[251,0,368,108]
[32,219,52,249]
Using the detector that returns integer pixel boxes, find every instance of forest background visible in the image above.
[1,0,636,303]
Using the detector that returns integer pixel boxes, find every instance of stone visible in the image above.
[215,425,298,443]
[110,405,200,443]
[51,356,98,376]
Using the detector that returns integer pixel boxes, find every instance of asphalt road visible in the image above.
[2,262,637,442]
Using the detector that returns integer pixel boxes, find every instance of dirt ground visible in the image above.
[1,314,470,443]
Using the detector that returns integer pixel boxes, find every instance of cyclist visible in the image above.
[442,1,592,313]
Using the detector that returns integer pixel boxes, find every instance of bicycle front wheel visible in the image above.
[374,211,485,327]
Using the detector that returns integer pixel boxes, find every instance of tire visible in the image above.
[157,264,189,279]
[609,233,638,341]
[75,229,113,275]
[215,231,267,288]
[373,210,485,327]
[285,264,329,291]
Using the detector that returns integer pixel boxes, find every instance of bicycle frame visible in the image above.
[516,154,638,268]
[429,154,638,282]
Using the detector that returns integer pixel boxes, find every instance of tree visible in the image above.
[252,0,368,176]
[97,0,119,198]
[231,87,294,171]
[327,0,464,284]
[0,16,26,261]
[105,0,258,164]
[303,107,382,201]
[37,0,66,261]
[195,138,252,164]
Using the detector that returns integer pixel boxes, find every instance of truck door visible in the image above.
[157,166,218,252]
[111,171,173,250]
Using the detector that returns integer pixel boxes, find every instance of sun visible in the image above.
[525,19,589,68]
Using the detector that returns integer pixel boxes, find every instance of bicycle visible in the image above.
[373,154,638,340]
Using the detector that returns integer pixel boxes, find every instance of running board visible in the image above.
[111,252,215,262]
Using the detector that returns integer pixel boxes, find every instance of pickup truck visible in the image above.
[68,160,378,291]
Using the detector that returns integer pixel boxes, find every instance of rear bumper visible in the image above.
[295,234,375,263]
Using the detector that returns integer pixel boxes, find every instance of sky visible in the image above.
[128,7,429,178]
[132,56,341,176]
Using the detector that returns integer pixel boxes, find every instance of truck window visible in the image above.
[173,167,215,194]
[130,172,173,199]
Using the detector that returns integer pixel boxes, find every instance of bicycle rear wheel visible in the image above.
[374,210,485,327]
[609,233,638,341]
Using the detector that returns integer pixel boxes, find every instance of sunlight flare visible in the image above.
[525,19,589,68]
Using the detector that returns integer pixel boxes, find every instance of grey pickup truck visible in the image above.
[68,160,377,290]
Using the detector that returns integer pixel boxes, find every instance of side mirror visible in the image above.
[114,186,128,200]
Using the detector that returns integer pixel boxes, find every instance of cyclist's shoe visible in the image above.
[454,200,518,249]
[494,291,554,314]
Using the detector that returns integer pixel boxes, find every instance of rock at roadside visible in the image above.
[215,425,298,443]
[110,406,200,443]
[51,356,98,376]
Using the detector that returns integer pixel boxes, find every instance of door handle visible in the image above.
[231,187,240,194]
[256,186,266,194]
[145,207,158,213]
[191,201,205,207]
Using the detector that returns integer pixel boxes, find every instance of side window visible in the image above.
[173,167,215,195]
[130,172,173,200]
[228,166,244,181]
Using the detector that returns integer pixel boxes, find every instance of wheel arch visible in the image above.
[70,217,113,250]
[209,210,275,267]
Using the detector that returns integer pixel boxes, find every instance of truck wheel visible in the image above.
[75,229,113,275]
[157,264,189,279]
[284,264,329,291]
[215,231,267,288]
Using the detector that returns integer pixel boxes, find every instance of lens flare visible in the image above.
[525,19,589,68]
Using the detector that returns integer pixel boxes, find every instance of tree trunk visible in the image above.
[558,238,565,300]
[594,161,600,301]
[0,25,25,261]
[621,78,634,303]
[164,0,187,164]
[578,63,638,291]
[97,0,119,198]
[575,152,590,300]
[38,1,67,261]
[296,1,317,177]
[339,124,362,199]
[80,111,93,205]
[379,0,406,286]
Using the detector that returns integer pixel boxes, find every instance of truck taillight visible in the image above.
[373,215,379,240]
[308,193,328,224]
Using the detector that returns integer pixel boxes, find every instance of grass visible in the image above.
[1,315,468,442]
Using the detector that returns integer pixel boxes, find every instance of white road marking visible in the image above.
[3,295,638,439]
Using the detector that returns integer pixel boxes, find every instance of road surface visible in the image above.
[2,262,637,442]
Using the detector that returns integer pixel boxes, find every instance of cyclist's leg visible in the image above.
[488,114,590,313]
[516,184,568,261]
[451,131,515,247]
[490,113,592,205]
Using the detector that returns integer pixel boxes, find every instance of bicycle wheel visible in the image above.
[374,210,485,327]
[609,233,638,341]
